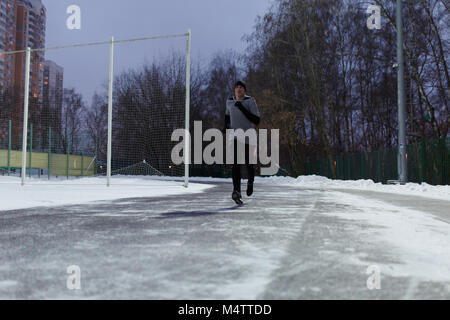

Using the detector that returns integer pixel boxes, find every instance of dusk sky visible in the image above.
[40,0,273,104]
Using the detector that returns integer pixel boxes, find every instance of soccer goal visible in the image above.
[0,31,191,187]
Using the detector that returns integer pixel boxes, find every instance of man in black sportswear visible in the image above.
[224,81,260,205]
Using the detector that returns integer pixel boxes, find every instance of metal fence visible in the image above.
[0,119,97,178]
[305,137,450,185]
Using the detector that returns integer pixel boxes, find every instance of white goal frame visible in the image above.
[5,30,192,187]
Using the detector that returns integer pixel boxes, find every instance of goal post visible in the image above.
[106,36,114,188]
[20,47,31,186]
[107,31,192,187]
[1,31,192,186]
[184,29,191,188]
[106,32,192,187]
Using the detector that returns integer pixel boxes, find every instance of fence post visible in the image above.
[67,131,70,180]
[350,155,353,180]
[37,132,41,179]
[81,133,84,177]
[95,135,98,175]
[342,153,347,180]
[48,127,51,180]
[29,123,33,178]
[335,157,338,179]
[377,149,382,183]
[7,120,11,176]
[336,156,340,179]
[344,155,347,180]
[439,137,445,185]
[445,138,449,185]
[360,152,364,179]
[344,155,348,180]
[420,139,425,183]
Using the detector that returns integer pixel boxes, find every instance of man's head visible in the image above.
[234,80,246,100]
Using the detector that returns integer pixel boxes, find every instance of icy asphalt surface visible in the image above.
[1,180,449,299]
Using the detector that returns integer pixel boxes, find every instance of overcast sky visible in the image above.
[41,0,273,103]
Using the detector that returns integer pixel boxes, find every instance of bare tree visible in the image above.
[60,88,85,154]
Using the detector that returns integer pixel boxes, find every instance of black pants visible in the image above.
[232,141,255,194]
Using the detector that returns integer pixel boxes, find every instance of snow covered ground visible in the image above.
[1,175,449,299]
[256,175,450,201]
[178,174,450,201]
[1,174,448,212]
[0,176,213,211]
[319,191,450,284]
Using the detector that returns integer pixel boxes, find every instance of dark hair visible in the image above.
[234,80,247,91]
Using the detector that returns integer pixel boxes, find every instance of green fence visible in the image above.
[0,120,97,179]
[305,137,450,185]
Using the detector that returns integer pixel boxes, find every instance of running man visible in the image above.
[224,81,260,205]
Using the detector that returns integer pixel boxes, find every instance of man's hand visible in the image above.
[234,100,260,126]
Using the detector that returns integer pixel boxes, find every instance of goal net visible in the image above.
[0,32,191,186]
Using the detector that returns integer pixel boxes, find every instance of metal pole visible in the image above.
[420,139,425,183]
[107,36,114,187]
[29,123,33,178]
[81,133,84,177]
[95,135,98,175]
[48,127,51,180]
[7,120,11,176]
[377,149,382,183]
[67,131,70,180]
[184,29,191,188]
[21,47,31,186]
[397,0,407,184]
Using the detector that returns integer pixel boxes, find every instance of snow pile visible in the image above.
[0,176,213,211]
[256,175,450,201]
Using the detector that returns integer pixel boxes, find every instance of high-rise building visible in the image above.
[42,60,63,134]
[15,0,46,102]
[0,0,46,147]
[0,0,17,101]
